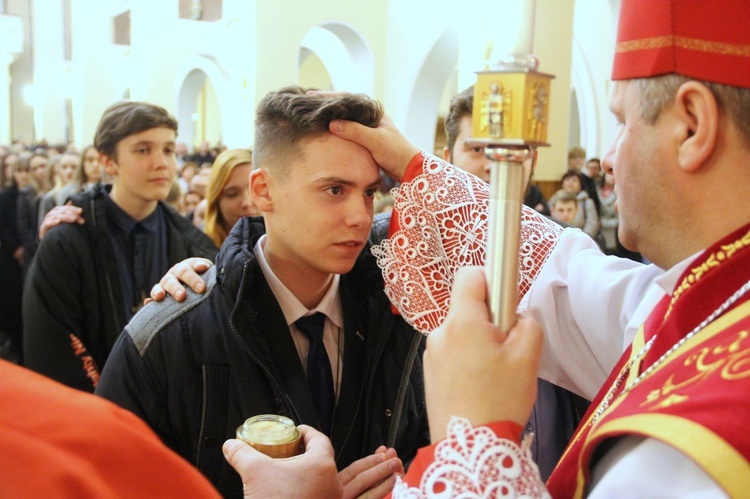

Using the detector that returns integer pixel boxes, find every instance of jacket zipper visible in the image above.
[387,329,422,447]
[92,196,122,335]
[196,363,209,466]
[228,259,301,422]
[361,313,390,456]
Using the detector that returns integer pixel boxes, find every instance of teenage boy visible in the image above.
[95,87,428,497]
[549,189,579,225]
[22,101,218,392]
[152,85,590,483]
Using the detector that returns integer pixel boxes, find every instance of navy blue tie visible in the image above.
[295,313,334,436]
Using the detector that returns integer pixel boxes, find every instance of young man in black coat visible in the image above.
[22,102,217,392]
[96,87,429,497]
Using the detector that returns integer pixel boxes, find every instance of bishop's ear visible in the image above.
[674,81,719,173]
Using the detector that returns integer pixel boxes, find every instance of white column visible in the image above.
[69,0,112,148]
[30,0,66,143]
[0,14,23,144]
[0,53,16,145]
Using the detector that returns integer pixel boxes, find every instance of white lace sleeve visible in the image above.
[392,417,550,499]
[372,153,563,334]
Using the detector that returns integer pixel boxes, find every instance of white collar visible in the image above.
[653,250,704,297]
[253,234,343,328]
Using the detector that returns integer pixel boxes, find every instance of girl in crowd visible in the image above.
[16,152,50,266]
[52,146,101,205]
[597,172,618,254]
[204,148,259,247]
[560,169,601,243]
[76,145,103,190]
[37,153,81,226]
[0,152,19,189]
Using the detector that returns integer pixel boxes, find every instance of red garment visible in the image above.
[548,222,750,497]
[386,153,750,497]
[397,421,523,494]
[0,360,220,498]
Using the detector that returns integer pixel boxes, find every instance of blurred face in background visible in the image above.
[568,155,585,171]
[218,163,259,233]
[59,154,80,184]
[3,153,18,184]
[444,115,491,182]
[562,174,582,194]
[193,199,207,228]
[551,199,578,224]
[30,155,49,187]
[181,163,199,182]
[585,159,602,179]
[183,191,202,214]
[83,147,102,183]
[13,164,30,189]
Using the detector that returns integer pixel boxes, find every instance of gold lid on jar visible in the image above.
[236,414,302,458]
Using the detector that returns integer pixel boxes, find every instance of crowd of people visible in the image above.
[1,0,748,496]
[0,136,261,362]
[536,147,642,261]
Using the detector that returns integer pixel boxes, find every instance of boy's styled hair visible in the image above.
[94,101,178,159]
[253,86,383,172]
[444,85,474,157]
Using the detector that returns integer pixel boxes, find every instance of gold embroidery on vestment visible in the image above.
[667,230,750,318]
[640,331,750,409]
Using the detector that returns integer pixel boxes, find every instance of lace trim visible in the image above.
[372,153,563,334]
[392,417,550,499]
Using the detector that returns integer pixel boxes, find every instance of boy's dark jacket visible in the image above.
[96,215,429,497]
[23,183,218,391]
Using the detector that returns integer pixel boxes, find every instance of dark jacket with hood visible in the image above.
[96,216,429,497]
[22,183,218,391]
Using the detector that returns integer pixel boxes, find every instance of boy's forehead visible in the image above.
[297,133,377,165]
[122,126,176,143]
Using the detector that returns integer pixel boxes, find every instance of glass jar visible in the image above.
[236,414,302,458]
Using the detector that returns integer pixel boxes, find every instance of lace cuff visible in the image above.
[373,152,563,334]
[393,417,550,498]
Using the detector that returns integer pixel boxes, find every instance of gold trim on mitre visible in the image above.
[617,35,750,57]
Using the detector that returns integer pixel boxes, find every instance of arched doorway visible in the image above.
[404,29,459,154]
[174,56,227,152]
[297,23,374,95]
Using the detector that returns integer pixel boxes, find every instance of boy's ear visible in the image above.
[100,152,118,177]
[442,146,451,162]
[249,168,273,212]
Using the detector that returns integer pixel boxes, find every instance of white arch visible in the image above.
[298,23,374,95]
[570,36,599,156]
[174,55,229,148]
[403,29,459,153]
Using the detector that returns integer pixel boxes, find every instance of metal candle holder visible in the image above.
[467,54,554,332]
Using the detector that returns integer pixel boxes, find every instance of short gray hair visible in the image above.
[636,75,750,146]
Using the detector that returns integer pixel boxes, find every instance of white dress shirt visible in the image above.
[254,235,344,397]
